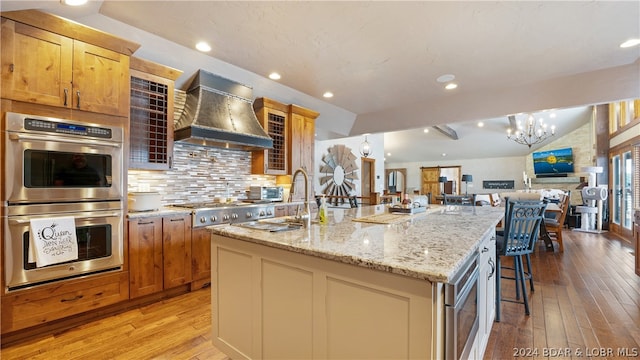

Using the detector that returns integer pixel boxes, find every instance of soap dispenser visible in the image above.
[319,195,328,224]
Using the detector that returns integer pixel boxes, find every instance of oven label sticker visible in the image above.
[29,217,78,267]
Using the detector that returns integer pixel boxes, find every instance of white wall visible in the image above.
[314,134,385,197]
[385,118,597,196]
[386,156,527,194]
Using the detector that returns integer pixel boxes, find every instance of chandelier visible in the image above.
[507,114,555,148]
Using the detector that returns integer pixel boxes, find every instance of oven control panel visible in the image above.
[24,118,113,138]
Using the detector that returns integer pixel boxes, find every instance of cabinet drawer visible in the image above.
[1,271,129,333]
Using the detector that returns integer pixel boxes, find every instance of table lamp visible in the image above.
[461,174,473,195]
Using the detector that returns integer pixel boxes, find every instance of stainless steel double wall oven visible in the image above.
[3,112,125,291]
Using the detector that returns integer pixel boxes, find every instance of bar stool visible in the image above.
[495,199,547,322]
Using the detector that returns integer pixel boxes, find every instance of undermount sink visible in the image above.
[234,220,303,232]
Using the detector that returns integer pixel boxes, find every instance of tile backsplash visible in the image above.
[128,141,275,206]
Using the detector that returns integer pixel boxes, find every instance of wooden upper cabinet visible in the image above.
[289,104,318,175]
[129,57,182,170]
[1,10,140,117]
[71,41,130,116]
[288,104,319,203]
[252,97,290,175]
[1,19,73,107]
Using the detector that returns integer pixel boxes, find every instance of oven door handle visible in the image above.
[9,133,122,148]
[9,212,122,224]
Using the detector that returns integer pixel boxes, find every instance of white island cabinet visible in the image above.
[210,205,504,359]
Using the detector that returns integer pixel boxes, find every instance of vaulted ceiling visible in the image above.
[2,1,639,162]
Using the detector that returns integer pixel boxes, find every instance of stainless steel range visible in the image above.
[171,202,276,227]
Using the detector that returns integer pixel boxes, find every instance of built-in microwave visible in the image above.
[248,186,284,202]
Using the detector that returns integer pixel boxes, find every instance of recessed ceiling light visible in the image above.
[437,74,455,83]
[195,42,211,52]
[62,0,88,5]
[620,39,640,48]
[477,121,484,127]
[269,72,281,80]
[445,83,458,90]
[323,92,334,98]
[423,128,429,133]
[387,152,391,156]
[441,153,447,157]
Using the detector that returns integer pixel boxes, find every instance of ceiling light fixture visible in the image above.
[195,42,211,52]
[423,128,429,133]
[507,113,556,148]
[268,72,281,80]
[445,83,458,90]
[360,135,371,158]
[620,38,640,48]
[323,92,334,98]
[477,121,484,127]
[62,0,88,5]
[436,74,455,83]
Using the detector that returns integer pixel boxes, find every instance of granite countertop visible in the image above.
[127,206,192,218]
[209,204,504,283]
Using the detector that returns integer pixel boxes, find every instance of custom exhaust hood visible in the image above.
[174,70,273,150]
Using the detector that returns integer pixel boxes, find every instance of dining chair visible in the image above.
[495,199,547,322]
[489,193,501,207]
[543,193,570,251]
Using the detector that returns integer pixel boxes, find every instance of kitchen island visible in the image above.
[209,204,504,359]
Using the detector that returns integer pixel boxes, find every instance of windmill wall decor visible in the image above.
[319,144,359,206]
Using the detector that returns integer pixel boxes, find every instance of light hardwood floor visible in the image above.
[2,230,638,359]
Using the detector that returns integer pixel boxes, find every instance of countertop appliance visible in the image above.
[248,186,283,202]
[169,202,275,228]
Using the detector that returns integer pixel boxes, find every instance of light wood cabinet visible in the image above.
[128,217,163,298]
[191,228,212,290]
[128,214,192,299]
[289,105,319,203]
[129,57,182,170]
[1,271,129,333]
[1,12,137,117]
[162,215,192,289]
[252,97,289,175]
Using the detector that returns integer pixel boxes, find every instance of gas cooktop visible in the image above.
[169,202,276,227]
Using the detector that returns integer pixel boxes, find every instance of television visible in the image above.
[532,147,574,175]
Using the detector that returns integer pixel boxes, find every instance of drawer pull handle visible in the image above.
[61,295,84,302]
[481,246,489,253]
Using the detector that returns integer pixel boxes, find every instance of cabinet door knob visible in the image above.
[64,88,69,106]
[76,90,81,108]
